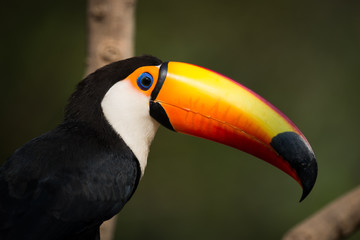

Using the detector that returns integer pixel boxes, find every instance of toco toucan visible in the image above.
[0,56,317,240]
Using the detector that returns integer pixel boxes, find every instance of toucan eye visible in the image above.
[137,72,153,91]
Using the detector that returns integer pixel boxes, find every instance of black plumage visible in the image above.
[0,56,162,240]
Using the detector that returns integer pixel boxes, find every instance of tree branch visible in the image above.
[86,0,136,74]
[283,186,360,240]
[86,0,136,239]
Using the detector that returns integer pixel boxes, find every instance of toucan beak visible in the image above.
[149,61,317,201]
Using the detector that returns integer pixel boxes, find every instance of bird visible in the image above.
[0,55,317,240]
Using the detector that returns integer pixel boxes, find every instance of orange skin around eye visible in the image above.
[126,66,160,97]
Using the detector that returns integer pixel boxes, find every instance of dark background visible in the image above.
[1,0,360,239]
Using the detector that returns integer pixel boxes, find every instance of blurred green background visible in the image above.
[1,0,360,239]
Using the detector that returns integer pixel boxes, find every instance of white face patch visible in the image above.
[101,80,160,176]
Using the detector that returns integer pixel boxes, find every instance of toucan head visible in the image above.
[66,55,317,201]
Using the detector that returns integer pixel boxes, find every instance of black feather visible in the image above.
[0,56,162,240]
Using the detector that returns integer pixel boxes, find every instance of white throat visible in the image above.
[101,80,160,176]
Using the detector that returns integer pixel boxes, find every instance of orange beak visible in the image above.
[149,61,317,201]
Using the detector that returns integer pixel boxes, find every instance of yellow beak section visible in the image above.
[149,61,317,201]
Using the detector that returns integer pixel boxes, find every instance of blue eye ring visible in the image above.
[137,72,153,91]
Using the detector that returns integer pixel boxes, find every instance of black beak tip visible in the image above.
[299,158,317,202]
[270,132,318,202]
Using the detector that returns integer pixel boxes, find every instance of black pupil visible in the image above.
[141,77,151,86]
